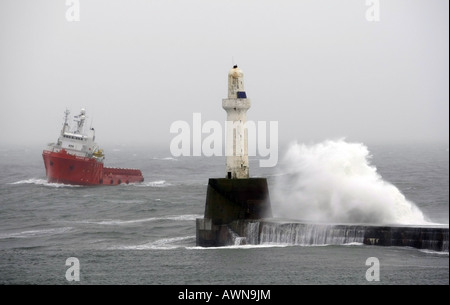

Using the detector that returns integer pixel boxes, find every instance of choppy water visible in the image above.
[0,142,448,285]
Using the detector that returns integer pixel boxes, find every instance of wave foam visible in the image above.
[136,180,171,187]
[115,236,195,250]
[0,227,73,239]
[419,249,449,256]
[187,244,291,250]
[76,214,202,226]
[9,178,81,188]
[152,157,178,161]
[273,139,429,225]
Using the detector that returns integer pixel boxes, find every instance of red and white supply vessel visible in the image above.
[42,109,144,185]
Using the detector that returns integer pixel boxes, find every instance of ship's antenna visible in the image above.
[63,109,70,125]
[62,108,70,134]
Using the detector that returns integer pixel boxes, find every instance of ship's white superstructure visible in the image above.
[47,109,104,161]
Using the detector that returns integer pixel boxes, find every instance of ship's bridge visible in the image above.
[50,109,102,159]
[62,133,88,141]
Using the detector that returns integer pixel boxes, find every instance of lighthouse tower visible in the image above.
[196,64,272,247]
[223,65,251,179]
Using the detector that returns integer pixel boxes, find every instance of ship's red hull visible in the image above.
[42,150,144,186]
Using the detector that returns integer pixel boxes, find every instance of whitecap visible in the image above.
[135,180,171,187]
[73,214,202,226]
[152,157,178,161]
[9,178,81,188]
[0,227,73,239]
[187,243,291,250]
[342,242,364,246]
[114,236,195,250]
[419,249,449,256]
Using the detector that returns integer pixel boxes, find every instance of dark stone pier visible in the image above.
[196,179,449,252]
[196,178,272,247]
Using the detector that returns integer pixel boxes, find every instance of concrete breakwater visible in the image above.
[196,178,448,251]
[197,218,449,252]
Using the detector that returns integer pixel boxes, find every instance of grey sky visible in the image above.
[0,0,448,149]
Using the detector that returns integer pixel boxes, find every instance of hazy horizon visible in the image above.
[1,0,448,149]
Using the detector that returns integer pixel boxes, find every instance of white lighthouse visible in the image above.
[196,64,273,247]
[222,65,251,179]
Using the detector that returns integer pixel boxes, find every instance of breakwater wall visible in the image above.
[197,218,449,252]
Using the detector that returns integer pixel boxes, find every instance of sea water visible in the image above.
[0,141,448,285]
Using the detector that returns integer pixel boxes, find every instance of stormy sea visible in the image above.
[0,140,448,285]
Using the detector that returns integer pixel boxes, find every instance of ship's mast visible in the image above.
[61,109,70,135]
